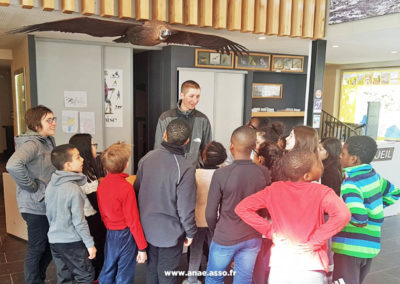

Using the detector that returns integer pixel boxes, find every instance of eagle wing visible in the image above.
[9,17,141,38]
[165,30,248,55]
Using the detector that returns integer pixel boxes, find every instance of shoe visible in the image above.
[182,278,201,284]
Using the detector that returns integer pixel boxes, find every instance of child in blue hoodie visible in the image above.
[45,144,96,283]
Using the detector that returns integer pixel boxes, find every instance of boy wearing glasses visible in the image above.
[6,105,57,284]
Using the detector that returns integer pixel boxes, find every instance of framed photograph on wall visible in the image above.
[195,49,234,69]
[252,83,283,99]
[272,55,304,72]
[235,53,270,71]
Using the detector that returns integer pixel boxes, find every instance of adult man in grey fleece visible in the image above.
[154,80,212,167]
[6,105,56,284]
[45,144,96,283]
[135,118,197,284]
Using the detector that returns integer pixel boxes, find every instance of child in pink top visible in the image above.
[235,150,351,284]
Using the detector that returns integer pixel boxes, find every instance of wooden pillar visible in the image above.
[169,0,183,24]
[228,0,242,31]
[199,0,213,27]
[241,0,255,32]
[62,0,75,13]
[22,0,34,9]
[42,0,55,11]
[266,0,280,35]
[152,0,167,21]
[81,0,95,15]
[213,0,228,29]
[314,0,326,39]
[118,0,132,18]
[135,0,150,20]
[0,0,10,6]
[303,0,315,38]
[100,0,114,17]
[254,0,267,34]
[184,0,198,25]
[279,0,292,36]
[291,0,304,37]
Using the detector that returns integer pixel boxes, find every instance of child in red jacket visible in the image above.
[97,142,147,283]
[235,150,351,284]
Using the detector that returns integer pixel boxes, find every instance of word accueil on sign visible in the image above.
[373,147,395,162]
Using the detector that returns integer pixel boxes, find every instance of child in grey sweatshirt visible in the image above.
[45,144,96,283]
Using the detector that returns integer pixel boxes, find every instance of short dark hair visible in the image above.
[181,80,200,94]
[25,105,53,132]
[166,119,191,146]
[281,150,318,181]
[231,125,256,155]
[204,141,227,167]
[345,135,377,164]
[51,144,76,170]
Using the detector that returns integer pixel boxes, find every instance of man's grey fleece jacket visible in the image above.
[6,130,56,215]
[45,170,94,248]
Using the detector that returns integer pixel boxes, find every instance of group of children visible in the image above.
[7,106,400,284]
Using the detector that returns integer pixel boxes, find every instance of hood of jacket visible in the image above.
[50,170,87,187]
[14,130,55,149]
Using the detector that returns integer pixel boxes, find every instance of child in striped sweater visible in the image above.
[332,135,400,284]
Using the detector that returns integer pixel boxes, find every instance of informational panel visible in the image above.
[340,69,400,141]
[371,142,400,217]
[178,68,246,150]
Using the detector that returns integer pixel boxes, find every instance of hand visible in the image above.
[87,246,97,259]
[136,251,147,263]
[184,237,193,247]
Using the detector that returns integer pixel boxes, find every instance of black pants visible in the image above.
[86,213,106,279]
[21,213,53,284]
[50,241,94,284]
[146,236,185,284]
[333,253,372,284]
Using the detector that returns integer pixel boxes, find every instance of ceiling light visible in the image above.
[332,45,339,48]
[391,51,398,54]
[258,36,267,40]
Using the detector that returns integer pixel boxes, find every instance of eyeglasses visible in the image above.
[45,117,57,124]
[92,143,98,149]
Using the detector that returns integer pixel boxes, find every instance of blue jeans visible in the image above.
[21,213,52,284]
[99,228,137,284]
[205,238,261,284]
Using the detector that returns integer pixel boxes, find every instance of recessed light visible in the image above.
[257,36,267,40]
[332,45,339,48]
[391,51,398,54]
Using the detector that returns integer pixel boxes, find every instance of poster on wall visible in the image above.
[80,112,95,134]
[340,69,400,141]
[104,69,123,127]
[64,91,87,108]
[62,110,78,133]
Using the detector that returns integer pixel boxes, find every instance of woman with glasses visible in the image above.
[69,133,106,280]
[6,105,57,284]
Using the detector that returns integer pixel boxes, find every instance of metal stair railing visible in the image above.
[320,110,363,142]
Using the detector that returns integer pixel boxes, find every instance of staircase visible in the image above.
[320,110,364,142]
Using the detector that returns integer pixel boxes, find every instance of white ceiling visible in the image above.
[0,4,400,65]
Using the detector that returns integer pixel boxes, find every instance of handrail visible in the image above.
[320,110,362,142]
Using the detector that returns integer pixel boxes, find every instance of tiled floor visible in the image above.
[1,154,400,284]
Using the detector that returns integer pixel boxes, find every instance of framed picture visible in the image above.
[272,55,304,72]
[195,49,234,69]
[252,83,282,99]
[235,53,270,71]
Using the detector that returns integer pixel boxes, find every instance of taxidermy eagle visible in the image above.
[11,17,248,55]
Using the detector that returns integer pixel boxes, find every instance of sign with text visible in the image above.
[373,147,395,161]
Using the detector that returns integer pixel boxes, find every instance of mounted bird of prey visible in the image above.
[10,17,248,55]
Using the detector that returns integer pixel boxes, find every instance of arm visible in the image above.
[235,189,273,238]
[341,182,368,227]
[380,177,400,208]
[200,118,212,155]
[307,189,351,249]
[70,188,94,249]
[205,173,222,234]
[154,118,165,150]
[122,184,148,251]
[6,141,40,192]
[176,166,197,239]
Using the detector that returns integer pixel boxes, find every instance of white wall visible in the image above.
[35,39,134,172]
